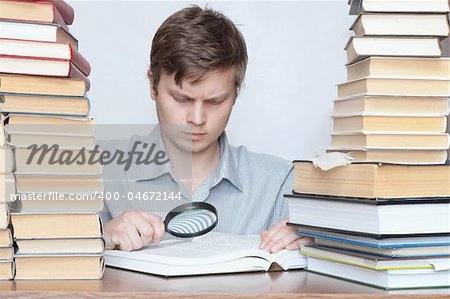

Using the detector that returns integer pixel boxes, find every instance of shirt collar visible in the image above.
[127,128,244,192]
[212,133,244,192]
[127,126,173,182]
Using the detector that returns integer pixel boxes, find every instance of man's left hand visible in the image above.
[259,220,312,254]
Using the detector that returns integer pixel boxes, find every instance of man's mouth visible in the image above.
[183,132,207,141]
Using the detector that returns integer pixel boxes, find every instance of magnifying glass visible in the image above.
[163,202,218,238]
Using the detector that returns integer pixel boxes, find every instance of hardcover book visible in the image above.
[14,254,104,280]
[345,37,441,64]
[0,93,90,116]
[0,38,91,76]
[15,238,105,255]
[306,257,450,289]
[287,193,450,235]
[293,224,450,247]
[349,0,450,15]
[0,20,77,48]
[301,244,450,270]
[330,132,449,149]
[346,57,450,81]
[312,238,450,258]
[333,95,449,116]
[293,161,450,198]
[338,77,450,98]
[0,0,67,27]
[351,14,449,37]
[332,114,447,133]
[11,212,103,239]
[326,148,448,165]
[0,75,87,96]
[105,232,307,277]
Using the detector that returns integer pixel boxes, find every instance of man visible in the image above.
[103,5,306,253]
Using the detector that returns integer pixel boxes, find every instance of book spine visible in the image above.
[69,46,91,77]
[51,0,74,25]
[0,202,10,230]
[52,4,69,31]
[69,63,91,91]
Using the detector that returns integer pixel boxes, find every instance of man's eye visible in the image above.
[207,99,223,105]
[174,97,189,103]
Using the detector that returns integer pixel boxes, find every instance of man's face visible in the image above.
[150,68,236,154]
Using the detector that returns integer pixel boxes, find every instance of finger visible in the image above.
[259,230,268,248]
[152,218,165,242]
[106,234,121,250]
[117,232,134,252]
[104,218,129,250]
[285,242,300,251]
[259,221,287,250]
[140,212,165,241]
[269,228,300,253]
[299,236,314,245]
[286,236,314,250]
[124,223,144,251]
[261,220,287,242]
[133,216,154,246]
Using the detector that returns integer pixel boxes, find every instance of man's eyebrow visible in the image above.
[169,90,194,100]
[206,93,229,101]
[169,90,230,101]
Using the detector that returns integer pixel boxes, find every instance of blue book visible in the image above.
[292,225,450,248]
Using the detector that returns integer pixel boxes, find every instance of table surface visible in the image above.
[0,267,449,298]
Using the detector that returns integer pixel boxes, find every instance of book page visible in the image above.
[106,232,306,270]
[192,233,306,270]
[193,232,261,249]
[113,232,265,266]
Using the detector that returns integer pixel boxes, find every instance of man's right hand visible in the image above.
[104,209,165,251]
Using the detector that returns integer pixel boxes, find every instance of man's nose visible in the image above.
[187,101,206,126]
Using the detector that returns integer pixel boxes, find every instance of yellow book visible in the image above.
[346,57,450,81]
[333,95,449,115]
[0,93,90,116]
[331,132,449,149]
[14,254,104,280]
[0,75,86,97]
[300,245,447,271]
[345,37,440,64]
[337,77,450,98]
[326,148,448,165]
[351,14,449,37]
[332,114,447,133]
[293,161,450,198]
[11,213,102,239]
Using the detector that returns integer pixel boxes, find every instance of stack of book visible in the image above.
[0,0,104,279]
[287,0,450,290]
[0,144,15,280]
[329,0,450,165]
[0,202,13,280]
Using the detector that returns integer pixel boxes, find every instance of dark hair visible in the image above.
[149,5,248,96]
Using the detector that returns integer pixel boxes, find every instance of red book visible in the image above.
[0,56,91,90]
[0,0,69,30]
[15,0,75,25]
[50,0,74,25]
[0,38,90,76]
[0,20,78,49]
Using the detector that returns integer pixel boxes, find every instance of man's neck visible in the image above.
[160,133,221,194]
[190,141,220,193]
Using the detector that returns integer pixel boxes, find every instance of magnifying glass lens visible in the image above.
[167,209,216,234]
[164,202,218,238]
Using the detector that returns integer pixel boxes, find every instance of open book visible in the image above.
[104,232,307,276]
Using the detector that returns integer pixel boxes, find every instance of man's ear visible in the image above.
[147,69,157,101]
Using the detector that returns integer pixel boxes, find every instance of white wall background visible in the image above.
[68,0,354,161]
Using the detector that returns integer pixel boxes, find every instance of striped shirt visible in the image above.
[100,128,293,235]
